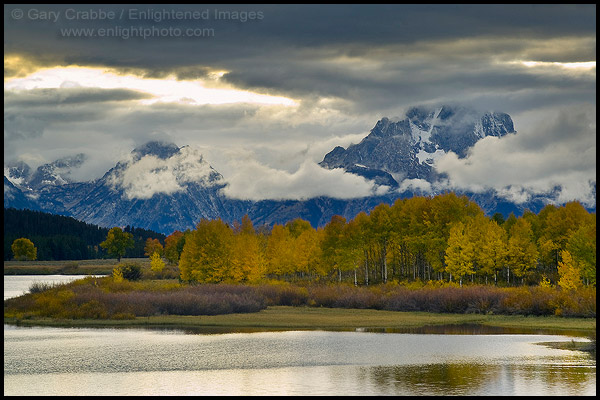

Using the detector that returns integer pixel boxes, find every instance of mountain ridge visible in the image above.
[4,105,593,234]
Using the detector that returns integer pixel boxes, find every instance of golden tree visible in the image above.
[557,250,582,290]
[11,238,37,261]
[150,251,165,274]
[144,238,164,257]
[179,219,234,283]
[506,218,538,284]
[100,227,134,262]
[444,222,474,286]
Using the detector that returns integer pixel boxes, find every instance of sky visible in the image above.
[3,4,596,206]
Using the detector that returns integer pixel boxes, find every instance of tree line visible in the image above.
[159,192,595,288]
[4,208,165,261]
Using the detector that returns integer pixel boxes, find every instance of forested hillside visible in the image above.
[4,208,166,261]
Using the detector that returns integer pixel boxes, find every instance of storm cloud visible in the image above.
[3,4,596,205]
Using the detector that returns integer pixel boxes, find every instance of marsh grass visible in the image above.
[3,258,150,275]
[4,275,596,330]
[5,306,596,334]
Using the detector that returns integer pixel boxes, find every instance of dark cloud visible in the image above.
[3,4,596,203]
[4,5,595,72]
[4,87,152,107]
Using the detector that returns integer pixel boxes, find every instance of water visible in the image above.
[4,275,103,300]
[4,276,596,396]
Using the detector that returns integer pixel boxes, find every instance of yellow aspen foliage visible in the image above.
[477,219,507,280]
[11,237,37,261]
[557,250,582,290]
[112,267,124,283]
[230,227,266,283]
[444,222,475,286]
[539,275,553,288]
[266,224,295,276]
[566,220,596,286]
[150,251,165,274]
[179,219,234,283]
[506,218,538,280]
[164,231,185,264]
[100,227,134,262]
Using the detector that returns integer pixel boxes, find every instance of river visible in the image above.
[3,275,596,396]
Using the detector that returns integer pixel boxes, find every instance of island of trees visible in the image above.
[4,192,596,321]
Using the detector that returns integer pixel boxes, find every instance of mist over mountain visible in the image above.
[320,105,515,187]
[4,105,594,234]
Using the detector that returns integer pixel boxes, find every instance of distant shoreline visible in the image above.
[3,259,144,275]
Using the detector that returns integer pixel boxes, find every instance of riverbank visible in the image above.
[5,305,596,336]
[3,258,147,275]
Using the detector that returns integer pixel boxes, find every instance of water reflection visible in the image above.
[367,363,498,396]
[358,323,593,338]
[365,362,596,396]
[4,325,595,396]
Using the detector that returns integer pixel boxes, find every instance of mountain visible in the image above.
[320,105,515,186]
[4,105,593,234]
[42,142,250,234]
[4,176,40,211]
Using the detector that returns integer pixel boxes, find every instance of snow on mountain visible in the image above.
[4,176,40,210]
[320,105,516,186]
[10,154,88,190]
[4,161,31,187]
[106,142,223,200]
[5,106,592,234]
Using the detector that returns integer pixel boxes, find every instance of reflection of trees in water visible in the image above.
[361,324,591,337]
[514,364,595,393]
[366,363,498,396]
[364,362,595,396]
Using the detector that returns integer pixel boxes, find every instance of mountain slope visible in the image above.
[320,105,515,185]
[4,106,592,234]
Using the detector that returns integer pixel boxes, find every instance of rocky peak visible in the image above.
[320,104,516,185]
[27,153,87,189]
[131,141,181,161]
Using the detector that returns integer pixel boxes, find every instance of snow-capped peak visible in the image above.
[107,143,223,200]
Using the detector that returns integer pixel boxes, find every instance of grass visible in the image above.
[5,306,596,334]
[3,258,149,275]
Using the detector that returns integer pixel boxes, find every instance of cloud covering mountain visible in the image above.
[5,105,595,234]
[3,5,595,217]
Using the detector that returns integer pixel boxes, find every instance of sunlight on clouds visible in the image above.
[4,66,298,106]
[4,55,45,79]
[509,60,596,71]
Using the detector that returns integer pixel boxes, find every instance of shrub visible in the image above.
[29,281,59,294]
[114,262,142,281]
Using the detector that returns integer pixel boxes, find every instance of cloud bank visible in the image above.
[108,146,221,200]
[3,4,596,206]
[435,104,596,207]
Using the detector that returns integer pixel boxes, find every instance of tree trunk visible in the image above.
[364,253,369,286]
[383,249,388,283]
